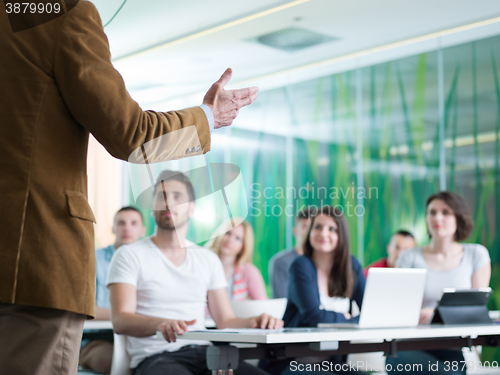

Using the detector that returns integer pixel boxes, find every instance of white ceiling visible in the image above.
[91,0,500,112]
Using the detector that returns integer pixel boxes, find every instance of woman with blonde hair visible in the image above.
[208,220,268,301]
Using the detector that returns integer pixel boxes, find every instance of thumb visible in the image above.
[216,68,232,88]
[186,319,197,326]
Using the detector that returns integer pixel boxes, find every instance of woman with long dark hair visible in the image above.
[261,206,366,375]
[283,206,365,328]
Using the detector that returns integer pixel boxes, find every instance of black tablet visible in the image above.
[431,288,493,325]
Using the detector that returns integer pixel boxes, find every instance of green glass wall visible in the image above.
[129,35,500,348]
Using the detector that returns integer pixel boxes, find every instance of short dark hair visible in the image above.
[393,230,415,240]
[114,206,143,223]
[296,206,315,221]
[425,191,474,241]
[303,206,355,298]
[154,170,195,202]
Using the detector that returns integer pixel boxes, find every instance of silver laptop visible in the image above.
[318,268,426,329]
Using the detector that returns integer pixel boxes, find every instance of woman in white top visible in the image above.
[388,191,491,375]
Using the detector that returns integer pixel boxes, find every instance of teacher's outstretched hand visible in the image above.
[203,68,259,129]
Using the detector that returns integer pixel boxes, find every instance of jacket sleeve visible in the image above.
[288,257,351,326]
[53,2,210,161]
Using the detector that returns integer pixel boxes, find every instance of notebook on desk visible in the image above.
[318,268,427,329]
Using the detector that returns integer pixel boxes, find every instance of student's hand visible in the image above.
[250,313,284,329]
[157,319,196,343]
[419,308,434,324]
[343,312,352,320]
[203,68,259,129]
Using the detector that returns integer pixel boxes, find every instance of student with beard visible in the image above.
[107,170,282,375]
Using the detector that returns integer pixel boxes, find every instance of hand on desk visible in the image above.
[419,307,434,324]
[249,313,284,330]
[203,68,259,129]
[157,319,197,343]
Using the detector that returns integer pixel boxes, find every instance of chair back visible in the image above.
[110,333,132,375]
[230,298,287,319]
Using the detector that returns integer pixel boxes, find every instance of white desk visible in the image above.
[83,320,113,330]
[180,325,500,344]
[171,325,500,373]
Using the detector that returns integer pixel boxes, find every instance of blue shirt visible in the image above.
[95,244,116,309]
[283,255,366,327]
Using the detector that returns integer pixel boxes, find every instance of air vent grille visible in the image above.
[253,27,337,52]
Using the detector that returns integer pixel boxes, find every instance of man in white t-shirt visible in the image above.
[107,170,282,375]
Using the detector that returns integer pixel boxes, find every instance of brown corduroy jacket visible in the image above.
[0,0,211,318]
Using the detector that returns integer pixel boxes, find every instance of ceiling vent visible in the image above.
[252,27,337,52]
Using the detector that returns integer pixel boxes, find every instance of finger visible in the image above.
[231,86,259,100]
[250,318,258,328]
[179,321,188,332]
[162,327,171,343]
[172,321,182,336]
[272,318,282,329]
[260,314,270,329]
[267,317,276,329]
[160,324,170,342]
[216,68,233,88]
[271,317,281,329]
[277,319,284,329]
[235,93,258,109]
[186,319,197,326]
[166,324,175,343]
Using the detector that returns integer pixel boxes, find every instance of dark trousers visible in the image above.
[133,345,270,375]
[0,302,84,375]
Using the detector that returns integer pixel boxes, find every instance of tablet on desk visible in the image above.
[431,288,494,325]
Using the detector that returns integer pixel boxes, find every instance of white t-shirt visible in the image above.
[106,237,227,368]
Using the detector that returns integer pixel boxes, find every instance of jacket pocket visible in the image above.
[65,191,96,223]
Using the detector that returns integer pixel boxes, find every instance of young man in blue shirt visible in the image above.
[79,206,146,374]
